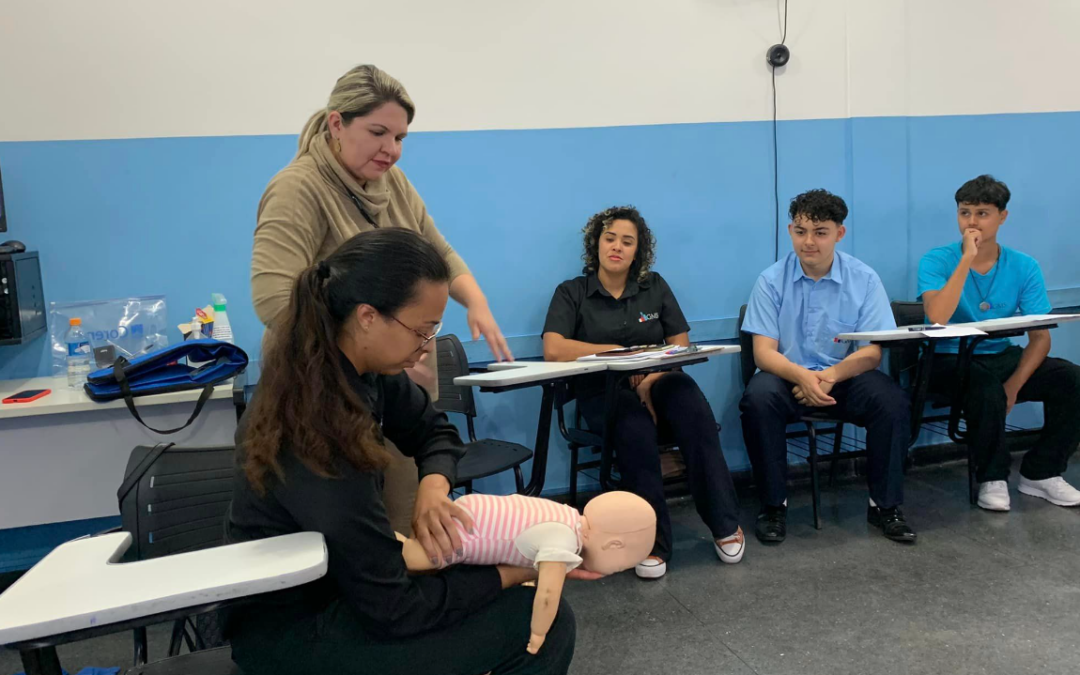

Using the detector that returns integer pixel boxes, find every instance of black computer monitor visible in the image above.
[0,161,7,233]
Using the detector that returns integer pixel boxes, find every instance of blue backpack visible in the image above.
[85,340,248,434]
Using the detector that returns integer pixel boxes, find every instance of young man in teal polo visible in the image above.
[919,175,1080,511]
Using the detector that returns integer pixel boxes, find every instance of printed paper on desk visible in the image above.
[577,345,672,362]
[920,325,988,338]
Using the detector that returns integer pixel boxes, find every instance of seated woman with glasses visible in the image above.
[226,229,579,675]
[541,206,744,580]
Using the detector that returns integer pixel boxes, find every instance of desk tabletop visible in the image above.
[954,313,1080,333]
[0,531,327,646]
[452,345,740,387]
[602,345,740,370]
[838,313,1080,343]
[0,376,234,421]
[454,361,608,388]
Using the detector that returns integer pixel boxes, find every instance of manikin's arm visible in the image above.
[527,561,568,654]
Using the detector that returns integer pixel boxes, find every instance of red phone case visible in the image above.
[2,389,52,404]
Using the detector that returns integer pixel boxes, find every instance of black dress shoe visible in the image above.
[755,505,787,543]
[868,505,917,543]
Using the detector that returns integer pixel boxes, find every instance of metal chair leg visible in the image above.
[967,443,978,506]
[20,647,63,675]
[513,466,525,495]
[807,423,822,530]
[828,423,845,488]
[133,626,149,665]
[464,481,474,495]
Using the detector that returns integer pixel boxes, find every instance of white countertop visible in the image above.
[0,375,234,420]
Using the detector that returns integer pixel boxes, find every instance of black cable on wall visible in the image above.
[770,0,790,262]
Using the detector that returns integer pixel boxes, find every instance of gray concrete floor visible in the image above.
[3,460,1078,675]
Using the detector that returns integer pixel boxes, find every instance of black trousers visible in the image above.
[739,370,910,509]
[579,371,740,562]
[929,345,1080,482]
[230,587,575,675]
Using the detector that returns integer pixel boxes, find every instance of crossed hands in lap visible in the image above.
[792,369,837,407]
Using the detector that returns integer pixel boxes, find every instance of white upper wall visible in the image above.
[1,0,1079,141]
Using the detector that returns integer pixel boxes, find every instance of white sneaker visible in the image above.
[977,480,1011,511]
[1018,476,1080,507]
[634,556,667,579]
[714,526,745,564]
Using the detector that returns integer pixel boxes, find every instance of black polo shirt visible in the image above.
[543,272,690,398]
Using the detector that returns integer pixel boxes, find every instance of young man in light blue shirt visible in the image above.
[919,175,1080,511]
[741,190,915,544]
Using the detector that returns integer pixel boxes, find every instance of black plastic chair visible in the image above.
[737,305,867,529]
[434,335,534,494]
[118,443,239,672]
[554,372,713,507]
[887,301,978,502]
[889,300,1041,505]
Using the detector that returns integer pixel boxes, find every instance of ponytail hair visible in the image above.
[242,229,450,494]
[296,64,416,159]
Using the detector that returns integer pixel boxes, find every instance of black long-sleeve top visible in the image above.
[225,354,501,640]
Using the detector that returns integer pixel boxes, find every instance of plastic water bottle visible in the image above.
[210,293,234,344]
[65,317,92,389]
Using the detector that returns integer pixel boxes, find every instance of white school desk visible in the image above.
[0,531,327,675]
[453,345,741,495]
[593,346,741,490]
[455,360,608,388]
[837,313,1080,502]
[453,360,609,496]
[0,376,238,530]
[603,345,741,369]
[835,314,1080,343]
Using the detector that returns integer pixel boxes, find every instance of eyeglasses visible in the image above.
[390,316,443,351]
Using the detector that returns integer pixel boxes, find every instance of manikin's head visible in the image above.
[579,491,656,575]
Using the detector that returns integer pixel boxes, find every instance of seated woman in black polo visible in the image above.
[542,206,743,579]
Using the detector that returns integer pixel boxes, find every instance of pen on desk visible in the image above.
[909,325,946,332]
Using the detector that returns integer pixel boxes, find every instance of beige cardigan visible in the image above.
[251,133,470,327]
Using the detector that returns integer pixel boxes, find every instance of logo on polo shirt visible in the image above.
[638,312,659,323]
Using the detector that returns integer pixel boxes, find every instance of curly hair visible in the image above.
[789,189,849,225]
[581,206,656,282]
[955,175,1010,211]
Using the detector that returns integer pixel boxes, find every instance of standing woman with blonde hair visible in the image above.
[251,64,512,533]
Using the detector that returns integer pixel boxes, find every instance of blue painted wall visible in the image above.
[2,111,1079,500]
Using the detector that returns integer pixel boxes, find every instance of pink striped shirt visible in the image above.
[451,494,583,569]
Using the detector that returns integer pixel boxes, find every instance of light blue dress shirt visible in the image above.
[742,251,896,371]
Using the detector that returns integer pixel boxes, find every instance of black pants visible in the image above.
[739,370,910,508]
[579,371,740,562]
[230,587,575,675]
[929,345,1080,482]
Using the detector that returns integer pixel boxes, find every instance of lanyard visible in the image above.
[968,246,1004,311]
[347,192,378,227]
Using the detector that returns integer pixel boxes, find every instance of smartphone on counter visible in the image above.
[2,389,52,404]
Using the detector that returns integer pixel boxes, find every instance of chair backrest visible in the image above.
[433,334,476,418]
[888,300,926,384]
[737,304,757,387]
[119,444,235,563]
[891,300,925,328]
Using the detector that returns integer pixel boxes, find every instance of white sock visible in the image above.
[783,499,788,507]
[869,497,877,507]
